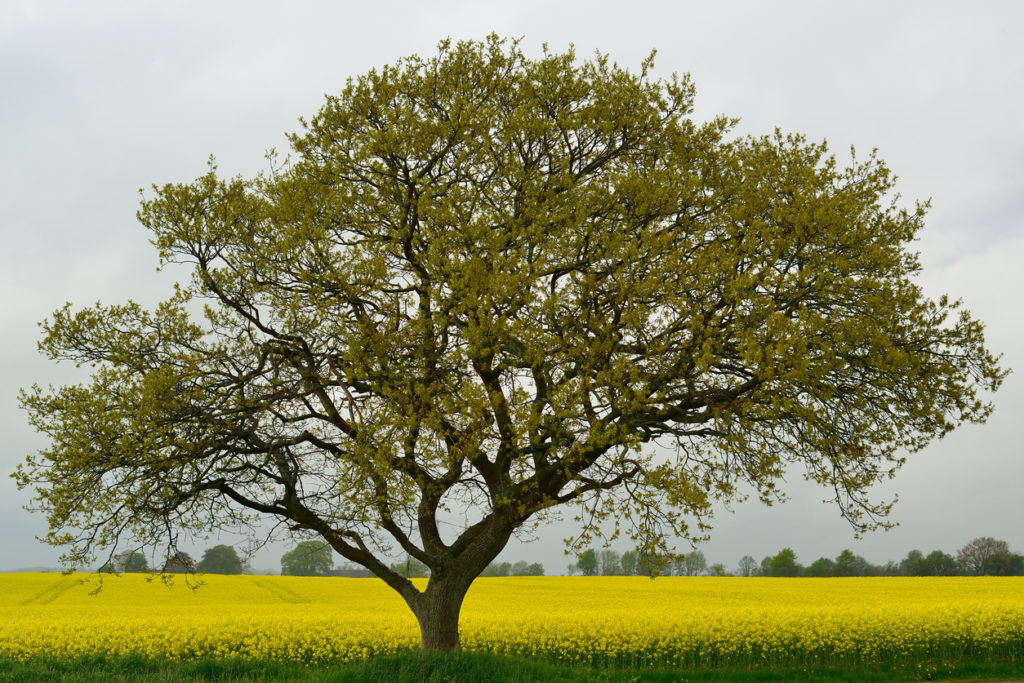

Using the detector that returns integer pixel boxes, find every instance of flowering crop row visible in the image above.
[1,573,1021,669]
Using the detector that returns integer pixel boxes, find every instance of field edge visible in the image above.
[0,652,1021,683]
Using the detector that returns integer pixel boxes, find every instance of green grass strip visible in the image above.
[0,652,1020,682]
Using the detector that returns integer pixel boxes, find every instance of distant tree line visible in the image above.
[566,537,1024,577]
[568,548,715,577]
[479,560,545,577]
[96,536,1021,578]
[98,544,245,575]
[746,537,1023,577]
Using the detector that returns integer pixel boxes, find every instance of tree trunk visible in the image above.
[397,516,516,651]
[410,574,472,651]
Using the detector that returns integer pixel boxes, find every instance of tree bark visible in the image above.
[400,516,516,650]
[410,575,472,651]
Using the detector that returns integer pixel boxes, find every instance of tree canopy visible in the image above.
[196,544,243,575]
[99,551,148,574]
[678,550,708,577]
[957,537,1020,576]
[576,549,598,577]
[16,35,1005,650]
[767,548,801,577]
[162,551,195,574]
[280,540,334,577]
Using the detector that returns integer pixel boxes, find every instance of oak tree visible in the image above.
[17,35,1006,650]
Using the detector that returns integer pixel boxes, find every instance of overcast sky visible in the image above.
[2,0,1022,574]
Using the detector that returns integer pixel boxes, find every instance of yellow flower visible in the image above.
[1,574,1022,667]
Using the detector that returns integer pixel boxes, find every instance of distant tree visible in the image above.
[834,549,872,577]
[97,552,146,573]
[737,555,758,577]
[900,549,925,576]
[480,561,511,577]
[679,551,707,576]
[956,537,1020,576]
[197,545,243,575]
[390,555,429,579]
[162,551,195,574]
[505,560,544,576]
[281,541,334,577]
[879,560,900,576]
[620,550,639,576]
[921,550,959,576]
[639,552,670,577]
[599,549,621,576]
[957,537,1011,576]
[759,556,772,577]
[114,551,148,573]
[804,557,836,577]
[768,548,801,577]
[329,563,374,578]
[577,549,598,577]
[984,552,1024,576]
[708,563,727,577]
[565,563,580,576]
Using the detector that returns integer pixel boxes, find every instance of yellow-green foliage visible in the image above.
[2,573,1022,668]
[18,38,1006,593]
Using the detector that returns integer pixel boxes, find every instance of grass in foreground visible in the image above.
[0,652,1021,683]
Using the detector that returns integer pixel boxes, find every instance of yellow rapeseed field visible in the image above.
[1,573,1022,669]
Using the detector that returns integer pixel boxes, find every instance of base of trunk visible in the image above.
[413,581,468,651]
[419,621,461,651]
